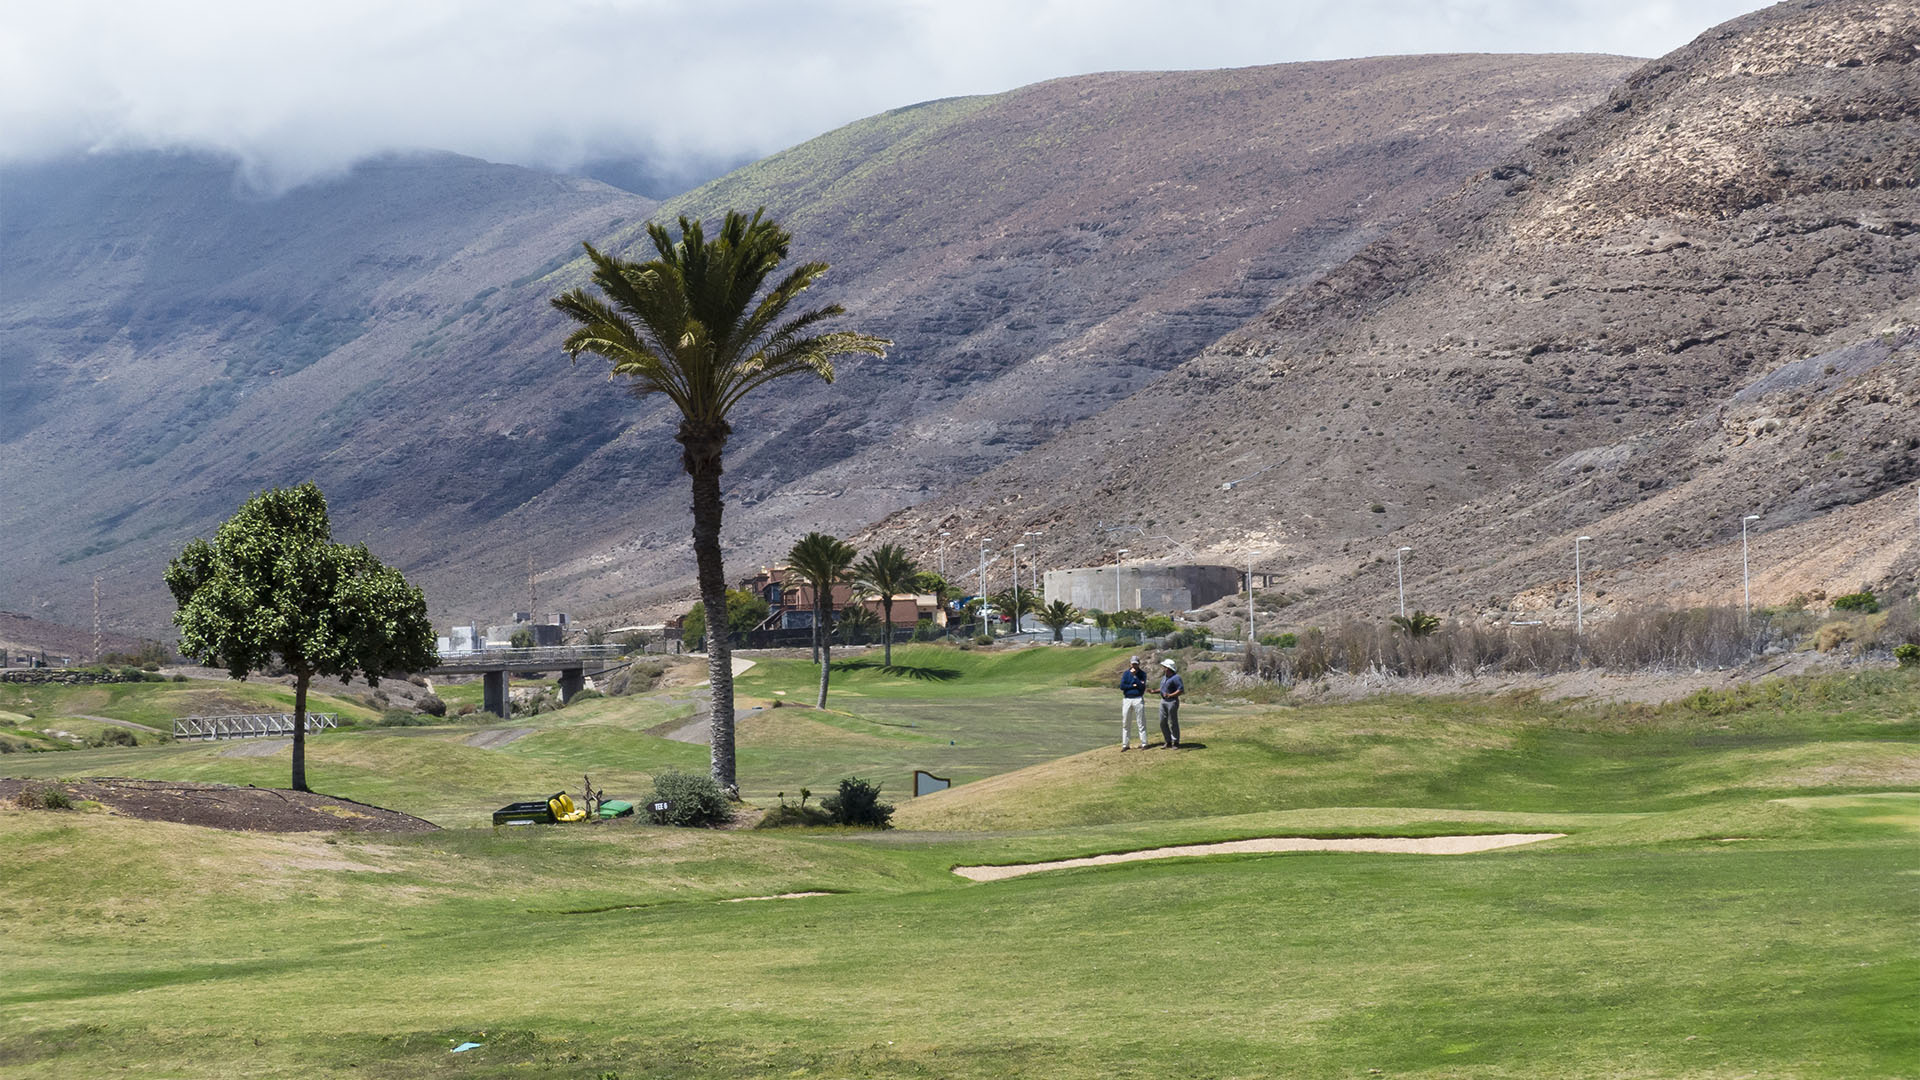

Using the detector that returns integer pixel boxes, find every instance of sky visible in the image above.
[1,0,1769,192]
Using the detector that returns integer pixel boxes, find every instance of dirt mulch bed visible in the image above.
[0,777,439,834]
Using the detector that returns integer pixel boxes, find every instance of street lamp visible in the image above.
[980,537,992,639]
[1741,514,1761,617]
[1011,543,1026,635]
[939,530,951,577]
[1115,549,1130,612]
[1395,546,1412,618]
[1574,536,1593,634]
[1246,555,1259,642]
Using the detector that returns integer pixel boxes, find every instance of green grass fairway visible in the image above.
[1,660,1915,1077]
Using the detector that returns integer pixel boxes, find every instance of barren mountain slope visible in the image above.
[1,56,1633,633]
[871,0,1920,622]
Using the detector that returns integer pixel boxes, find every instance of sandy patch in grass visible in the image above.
[952,833,1564,881]
[720,891,832,902]
[464,727,535,750]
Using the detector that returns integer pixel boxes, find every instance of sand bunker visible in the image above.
[720,891,831,902]
[953,833,1563,881]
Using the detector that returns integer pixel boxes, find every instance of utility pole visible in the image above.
[528,555,537,620]
[1395,546,1412,618]
[1247,557,1256,643]
[1011,543,1026,636]
[980,538,991,639]
[1574,536,1592,634]
[1116,549,1130,612]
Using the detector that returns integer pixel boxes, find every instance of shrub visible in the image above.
[1815,621,1855,653]
[1259,632,1298,648]
[1141,615,1176,637]
[1832,591,1879,614]
[972,635,993,646]
[1163,628,1211,650]
[509,627,536,649]
[14,785,72,810]
[648,769,733,827]
[375,708,433,727]
[0,737,24,753]
[1896,643,1920,668]
[141,662,160,672]
[568,689,603,704]
[620,631,651,653]
[95,728,138,748]
[912,618,940,642]
[172,673,188,682]
[822,776,893,829]
[1068,638,1089,647]
[416,694,447,717]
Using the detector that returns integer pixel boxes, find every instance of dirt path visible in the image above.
[463,727,535,750]
[952,833,1564,881]
[662,708,760,745]
[73,714,166,735]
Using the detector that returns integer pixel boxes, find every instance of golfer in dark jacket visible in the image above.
[1158,658,1184,749]
[1119,656,1150,750]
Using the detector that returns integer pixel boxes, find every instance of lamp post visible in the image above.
[1741,514,1760,618]
[1574,536,1593,634]
[980,537,991,639]
[1011,542,1026,636]
[939,530,950,577]
[1023,531,1043,632]
[1247,556,1258,643]
[1116,549,1130,612]
[1395,546,1412,618]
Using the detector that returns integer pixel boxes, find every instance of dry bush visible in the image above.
[1814,621,1855,653]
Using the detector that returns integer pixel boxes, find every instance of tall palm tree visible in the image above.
[787,532,858,708]
[1038,600,1082,643]
[552,210,888,797]
[852,543,920,667]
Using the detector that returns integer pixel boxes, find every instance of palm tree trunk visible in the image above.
[881,597,894,667]
[683,429,738,798]
[290,669,310,793]
[816,594,832,708]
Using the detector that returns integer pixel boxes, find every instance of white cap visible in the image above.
[1129,655,1142,664]
[1160,658,1176,670]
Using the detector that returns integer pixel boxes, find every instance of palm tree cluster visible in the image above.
[787,535,944,707]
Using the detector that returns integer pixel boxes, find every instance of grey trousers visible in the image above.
[1159,699,1180,747]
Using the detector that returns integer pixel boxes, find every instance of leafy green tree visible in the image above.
[680,588,772,651]
[165,483,433,792]
[1390,611,1442,638]
[1092,610,1113,641]
[852,543,920,666]
[552,210,888,797]
[1038,600,1081,642]
[787,532,858,708]
[509,627,536,649]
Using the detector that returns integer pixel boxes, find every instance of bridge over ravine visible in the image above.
[429,645,626,719]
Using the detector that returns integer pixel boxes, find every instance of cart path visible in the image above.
[73,714,167,735]
[952,833,1566,881]
[464,727,536,750]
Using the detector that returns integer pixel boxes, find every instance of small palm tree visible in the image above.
[788,532,858,708]
[1390,611,1442,638]
[992,586,1040,635]
[1092,610,1113,641]
[552,209,887,796]
[835,605,879,646]
[852,543,920,666]
[1038,600,1081,643]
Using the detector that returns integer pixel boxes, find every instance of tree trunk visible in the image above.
[682,425,738,798]
[881,597,894,667]
[816,594,831,708]
[291,669,310,793]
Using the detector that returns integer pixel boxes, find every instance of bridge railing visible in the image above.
[430,644,627,668]
[174,713,339,741]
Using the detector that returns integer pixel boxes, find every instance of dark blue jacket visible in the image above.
[1120,669,1148,698]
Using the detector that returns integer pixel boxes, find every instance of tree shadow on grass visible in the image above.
[829,659,961,682]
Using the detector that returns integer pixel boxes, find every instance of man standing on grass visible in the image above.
[1119,656,1151,750]
[1158,658,1184,749]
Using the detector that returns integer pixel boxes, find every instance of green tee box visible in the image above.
[598,800,635,819]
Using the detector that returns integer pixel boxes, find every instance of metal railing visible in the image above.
[430,644,626,667]
[174,713,339,741]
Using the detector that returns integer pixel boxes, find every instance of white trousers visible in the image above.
[1121,697,1149,746]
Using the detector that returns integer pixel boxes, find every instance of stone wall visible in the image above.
[0,668,156,686]
[1043,564,1242,613]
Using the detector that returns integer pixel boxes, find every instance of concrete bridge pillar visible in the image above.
[557,667,585,704]
[483,670,510,719]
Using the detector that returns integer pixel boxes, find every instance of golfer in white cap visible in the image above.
[1158,658,1184,749]
[1119,656,1150,750]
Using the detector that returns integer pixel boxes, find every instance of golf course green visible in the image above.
[1,645,1914,1078]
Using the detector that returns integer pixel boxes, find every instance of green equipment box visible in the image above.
[598,800,635,819]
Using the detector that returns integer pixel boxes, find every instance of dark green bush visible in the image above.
[416,694,447,717]
[375,708,433,727]
[172,673,189,682]
[1164,628,1211,650]
[14,785,72,810]
[1142,615,1176,636]
[1832,591,1879,613]
[912,619,940,642]
[822,776,893,829]
[972,635,993,646]
[1068,638,1089,647]
[1896,643,1920,668]
[95,728,138,748]
[568,689,603,703]
[0,737,23,754]
[648,769,734,827]
[1260,632,1298,648]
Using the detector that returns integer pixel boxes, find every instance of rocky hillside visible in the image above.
[1,54,1634,635]
[870,0,1920,623]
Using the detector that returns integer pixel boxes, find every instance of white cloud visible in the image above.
[0,0,1767,190]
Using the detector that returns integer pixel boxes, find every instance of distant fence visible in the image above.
[173,713,339,741]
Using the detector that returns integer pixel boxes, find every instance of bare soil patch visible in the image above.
[952,833,1563,881]
[464,727,535,750]
[0,777,439,834]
